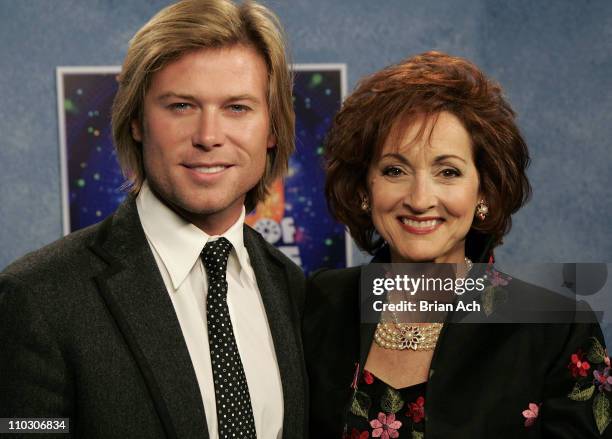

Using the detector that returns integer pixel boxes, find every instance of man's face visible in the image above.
[132,45,275,235]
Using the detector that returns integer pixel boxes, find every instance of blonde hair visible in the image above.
[111,0,294,211]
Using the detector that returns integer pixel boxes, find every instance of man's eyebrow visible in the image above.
[225,94,262,103]
[155,92,262,103]
[156,92,197,101]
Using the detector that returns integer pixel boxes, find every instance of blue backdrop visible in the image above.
[1,1,611,338]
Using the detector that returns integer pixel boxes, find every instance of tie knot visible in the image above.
[201,237,233,279]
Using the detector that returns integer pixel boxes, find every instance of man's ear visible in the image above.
[267,133,277,149]
[131,119,143,142]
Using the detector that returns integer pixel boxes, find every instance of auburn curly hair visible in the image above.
[325,51,531,261]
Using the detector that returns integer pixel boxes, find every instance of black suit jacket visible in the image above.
[0,198,308,438]
[303,266,612,438]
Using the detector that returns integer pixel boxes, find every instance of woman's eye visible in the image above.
[440,168,461,178]
[382,166,403,177]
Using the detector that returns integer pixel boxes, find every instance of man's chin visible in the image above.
[175,202,233,217]
[175,197,245,222]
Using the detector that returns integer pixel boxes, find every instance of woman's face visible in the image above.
[367,111,481,263]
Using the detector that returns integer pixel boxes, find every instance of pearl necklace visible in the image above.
[373,257,471,351]
[374,322,443,351]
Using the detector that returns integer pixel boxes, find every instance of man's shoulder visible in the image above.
[2,220,106,288]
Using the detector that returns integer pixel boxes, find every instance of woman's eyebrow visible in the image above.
[380,152,410,164]
[433,154,467,164]
[380,153,467,165]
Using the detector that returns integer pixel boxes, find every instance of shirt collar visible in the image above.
[136,180,250,290]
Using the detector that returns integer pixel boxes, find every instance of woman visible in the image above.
[303,52,611,438]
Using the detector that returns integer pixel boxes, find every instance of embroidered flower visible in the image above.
[485,266,511,287]
[522,402,540,427]
[567,338,612,434]
[343,428,370,439]
[593,367,612,393]
[370,412,402,439]
[569,350,591,378]
[406,396,426,423]
[363,370,375,385]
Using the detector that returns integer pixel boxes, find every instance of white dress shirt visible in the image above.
[136,181,284,438]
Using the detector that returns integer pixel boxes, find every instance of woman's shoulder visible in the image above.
[307,266,361,305]
[303,266,362,328]
[309,265,361,287]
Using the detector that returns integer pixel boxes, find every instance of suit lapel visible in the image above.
[243,227,307,438]
[89,199,209,439]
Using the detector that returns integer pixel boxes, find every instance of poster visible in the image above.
[57,65,348,273]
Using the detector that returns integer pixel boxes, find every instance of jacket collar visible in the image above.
[243,226,308,437]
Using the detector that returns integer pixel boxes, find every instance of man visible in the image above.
[0,1,307,438]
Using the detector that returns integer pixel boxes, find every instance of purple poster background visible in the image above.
[57,65,347,273]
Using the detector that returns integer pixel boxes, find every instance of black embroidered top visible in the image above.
[305,266,612,438]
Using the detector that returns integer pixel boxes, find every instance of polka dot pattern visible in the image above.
[202,238,257,438]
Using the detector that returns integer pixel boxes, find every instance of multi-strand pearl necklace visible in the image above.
[374,322,443,351]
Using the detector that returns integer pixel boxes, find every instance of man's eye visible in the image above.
[169,103,191,112]
[228,104,249,113]
[382,166,403,177]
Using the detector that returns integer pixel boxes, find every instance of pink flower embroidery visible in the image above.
[593,367,612,393]
[407,396,426,423]
[522,402,541,427]
[568,350,591,378]
[370,412,402,439]
[485,266,511,287]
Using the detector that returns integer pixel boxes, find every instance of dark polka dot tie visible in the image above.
[201,238,257,438]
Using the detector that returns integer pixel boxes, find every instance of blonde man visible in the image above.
[0,1,306,438]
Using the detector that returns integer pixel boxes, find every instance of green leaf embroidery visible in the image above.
[593,393,612,435]
[350,390,371,420]
[482,286,495,316]
[411,431,424,439]
[482,286,508,316]
[381,387,405,414]
[587,337,606,364]
[568,383,595,401]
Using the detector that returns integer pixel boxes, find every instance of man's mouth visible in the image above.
[192,165,229,174]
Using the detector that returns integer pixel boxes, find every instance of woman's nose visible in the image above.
[402,176,436,212]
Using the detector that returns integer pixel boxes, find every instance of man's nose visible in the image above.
[192,109,224,149]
